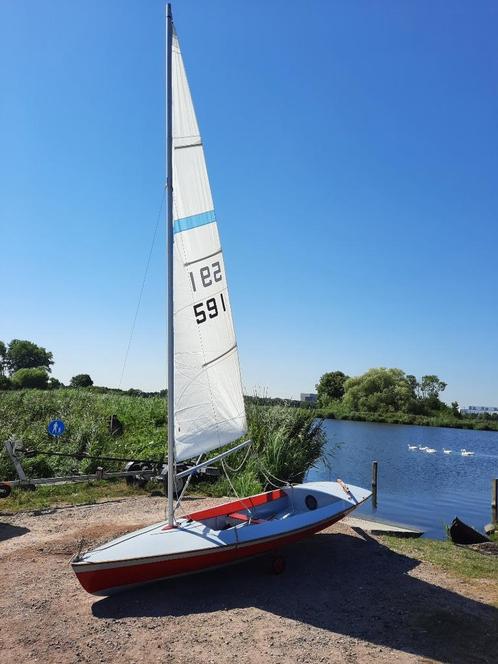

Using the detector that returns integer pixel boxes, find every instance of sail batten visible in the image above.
[171,24,246,463]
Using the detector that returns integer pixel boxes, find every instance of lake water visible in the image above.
[307,419,498,539]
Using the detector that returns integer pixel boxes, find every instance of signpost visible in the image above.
[47,419,65,437]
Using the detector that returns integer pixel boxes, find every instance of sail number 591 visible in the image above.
[194,293,227,324]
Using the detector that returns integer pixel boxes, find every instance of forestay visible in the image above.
[171,27,246,462]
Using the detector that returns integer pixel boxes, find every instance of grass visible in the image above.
[381,535,498,582]
[0,480,150,513]
[0,388,327,500]
[0,388,167,480]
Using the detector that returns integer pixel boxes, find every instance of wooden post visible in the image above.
[492,479,497,524]
[371,461,378,508]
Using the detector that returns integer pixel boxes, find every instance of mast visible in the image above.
[166,2,175,526]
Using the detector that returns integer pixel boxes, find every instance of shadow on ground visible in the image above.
[0,522,29,542]
[92,530,497,663]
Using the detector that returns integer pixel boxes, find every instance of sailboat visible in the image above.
[71,5,371,596]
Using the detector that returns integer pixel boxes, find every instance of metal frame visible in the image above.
[1,437,221,495]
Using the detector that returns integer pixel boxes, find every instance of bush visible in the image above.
[11,368,49,389]
[70,374,93,388]
[0,375,12,390]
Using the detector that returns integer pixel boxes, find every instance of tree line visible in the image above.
[0,339,93,390]
[0,338,166,397]
[315,368,462,418]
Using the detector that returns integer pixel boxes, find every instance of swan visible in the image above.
[461,449,474,456]
[408,445,417,450]
[425,448,436,453]
[443,449,452,454]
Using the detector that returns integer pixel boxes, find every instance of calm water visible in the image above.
[307,419,498,539]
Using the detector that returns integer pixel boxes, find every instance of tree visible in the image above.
[0,341,6,375]
[419,375,447,400]
[48,377,63,389]
[315,371,349,406]
[11,367,49,389]
[406,374,419,397]
[342,368,413,413]
[70,374,93,388]
[451,401,460,418]
[418,375,447,410]
[6,339,53,374]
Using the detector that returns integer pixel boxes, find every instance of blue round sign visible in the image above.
[48,419,65,437]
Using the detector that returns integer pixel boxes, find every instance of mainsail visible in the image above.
[171,27,246,462]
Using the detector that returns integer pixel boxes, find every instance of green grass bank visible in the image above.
[0,388,327,496]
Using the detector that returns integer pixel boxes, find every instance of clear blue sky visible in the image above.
[1,0,497,405]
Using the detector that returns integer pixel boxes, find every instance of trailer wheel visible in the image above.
[124,461,150,487]
[0,483,12,499]
[271,555,286,575]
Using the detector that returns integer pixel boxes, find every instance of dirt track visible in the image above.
[0,495,496,663]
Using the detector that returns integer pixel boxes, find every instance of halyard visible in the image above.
[0,494,496,664]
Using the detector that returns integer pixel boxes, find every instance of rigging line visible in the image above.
[223,442,252,473]
[174,453,203,513]
[221,457,255,518]
[258,461,295,485]
[118,188,166,389]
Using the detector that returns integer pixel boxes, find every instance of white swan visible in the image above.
[461,449,474,456]
[443,449,451,454]
[408,445,417,450]
[425,448,436,454]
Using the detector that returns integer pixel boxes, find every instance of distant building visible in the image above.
[460,405,498,416]
[300,393,317,405]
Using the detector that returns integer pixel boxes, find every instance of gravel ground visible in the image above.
[0,495,496,664]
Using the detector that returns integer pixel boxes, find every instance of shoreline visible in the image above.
[314,409,498,432]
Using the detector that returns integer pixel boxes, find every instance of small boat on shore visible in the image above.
[71,4,371,596]
[449,517,489,545]
[72,481,370,595]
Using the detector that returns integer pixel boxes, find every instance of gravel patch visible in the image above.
[0,495,496,663]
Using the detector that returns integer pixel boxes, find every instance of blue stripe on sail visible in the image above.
[173,210,216,234]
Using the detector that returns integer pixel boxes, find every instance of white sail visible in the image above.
[171,27,246,462]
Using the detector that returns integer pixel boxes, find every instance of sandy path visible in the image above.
[0,495,496,664]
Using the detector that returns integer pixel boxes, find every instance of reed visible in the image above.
[245,402,328,487]
[0,390,328,494]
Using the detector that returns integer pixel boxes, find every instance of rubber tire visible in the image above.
[0,483,12,499]
[271,555,286,575]
[125,462,151,487]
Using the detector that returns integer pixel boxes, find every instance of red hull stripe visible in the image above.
[75,511,345,595]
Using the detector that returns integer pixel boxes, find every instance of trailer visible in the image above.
[0,437,219,499]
